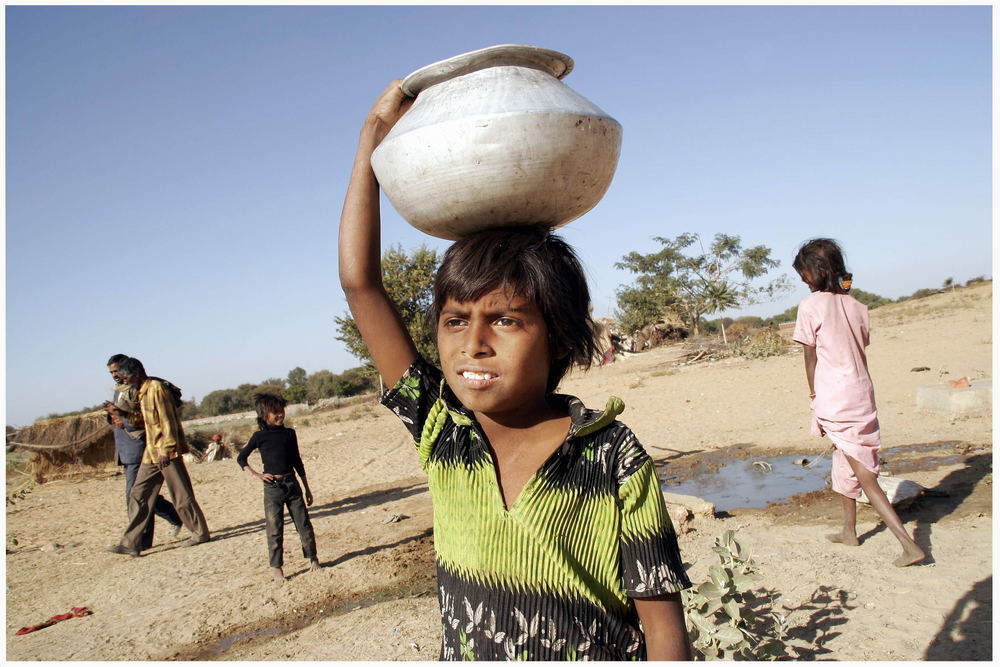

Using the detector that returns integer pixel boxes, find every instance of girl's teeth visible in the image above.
[463,371,494,380]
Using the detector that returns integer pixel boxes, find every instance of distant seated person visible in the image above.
[203,434,224,462]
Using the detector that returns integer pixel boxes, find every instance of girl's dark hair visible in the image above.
[428,226,600,393]
[793,238,853,294]
[253,393,288,430]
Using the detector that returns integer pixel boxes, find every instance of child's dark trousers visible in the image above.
[263,475,317,568]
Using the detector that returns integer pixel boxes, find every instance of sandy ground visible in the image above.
[5,282,992,661]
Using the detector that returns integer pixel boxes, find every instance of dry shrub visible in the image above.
[7,412,116,483]
[725,323,759,342]
[730,328,790,359]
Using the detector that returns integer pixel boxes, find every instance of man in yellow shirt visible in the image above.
[106,357,210,556]
[104,353,183,549]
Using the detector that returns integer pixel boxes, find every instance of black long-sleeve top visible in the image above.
[236,425,306,478]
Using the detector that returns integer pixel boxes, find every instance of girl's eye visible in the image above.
[442,318,466,329]
[495,317,518,327]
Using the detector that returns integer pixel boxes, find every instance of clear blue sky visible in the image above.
[6,5,992,427]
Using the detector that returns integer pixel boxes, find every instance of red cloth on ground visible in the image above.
[15,606,92,635]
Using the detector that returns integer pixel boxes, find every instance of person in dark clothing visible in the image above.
[237,393,319,583]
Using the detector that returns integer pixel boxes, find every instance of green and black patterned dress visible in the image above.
[382,358,691,660]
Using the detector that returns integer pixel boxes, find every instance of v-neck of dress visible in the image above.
[443,389,627,514]
[473,420,568,514]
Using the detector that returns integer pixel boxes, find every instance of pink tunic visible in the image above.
[793,292,880,498]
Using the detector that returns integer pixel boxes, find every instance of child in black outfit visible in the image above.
[237,393,320,582]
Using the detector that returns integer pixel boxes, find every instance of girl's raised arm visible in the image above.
[339,81,418,388]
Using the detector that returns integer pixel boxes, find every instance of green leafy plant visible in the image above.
[682,530,790,660]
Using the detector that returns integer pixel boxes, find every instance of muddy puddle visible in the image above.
[175,580,435,660]
[662,453,833,511]
[660,441,970,512]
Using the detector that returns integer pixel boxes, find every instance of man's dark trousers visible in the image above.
[113,414,182,551]
[121,457,210,552]
[123,461,182,550]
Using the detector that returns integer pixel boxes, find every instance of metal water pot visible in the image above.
[371,44,622,240]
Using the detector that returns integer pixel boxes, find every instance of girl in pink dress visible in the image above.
[792,239,925,567]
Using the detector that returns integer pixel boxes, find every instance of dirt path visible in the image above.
[6,282,992,661]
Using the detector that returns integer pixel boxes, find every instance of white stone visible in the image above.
[665,503,692,534]
[916,379,991,415]
[858,475,923,506]
[661,490,716,518]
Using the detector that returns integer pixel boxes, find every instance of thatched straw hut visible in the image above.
[7,411,116,484]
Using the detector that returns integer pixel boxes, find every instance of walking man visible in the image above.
[104,354,183,549]
[106,357,210,556]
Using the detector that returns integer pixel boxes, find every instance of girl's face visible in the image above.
[265,408,285,426]
[436,287,553,421]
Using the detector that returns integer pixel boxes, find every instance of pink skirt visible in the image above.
[812,413,880,499]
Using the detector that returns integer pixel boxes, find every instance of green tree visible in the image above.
[253,379,286,402]
[335,244,441,368]
[332,367,377,397]
[200,389,241,417]
[201,378,296,417]
[283,366,308,404]
[703,281,740,344]
[282,385,308,404]
[180,399,200,421]
[305,370,338,402]
[232,383,257,410]
[287,366,307,389]
[616,233,790,336]
[615,281,675,337]
[767,304,799,326]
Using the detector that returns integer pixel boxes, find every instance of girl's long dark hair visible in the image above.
[793,238,853,294]
[253,393,287,430]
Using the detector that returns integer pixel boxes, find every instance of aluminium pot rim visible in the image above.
[401,44,574,97]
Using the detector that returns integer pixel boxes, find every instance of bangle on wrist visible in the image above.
[808,393,816,398]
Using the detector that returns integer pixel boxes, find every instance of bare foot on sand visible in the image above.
[827,532,860,546]
[893,547,926,568]
[272,567,287,583]
[309,559,321,572]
